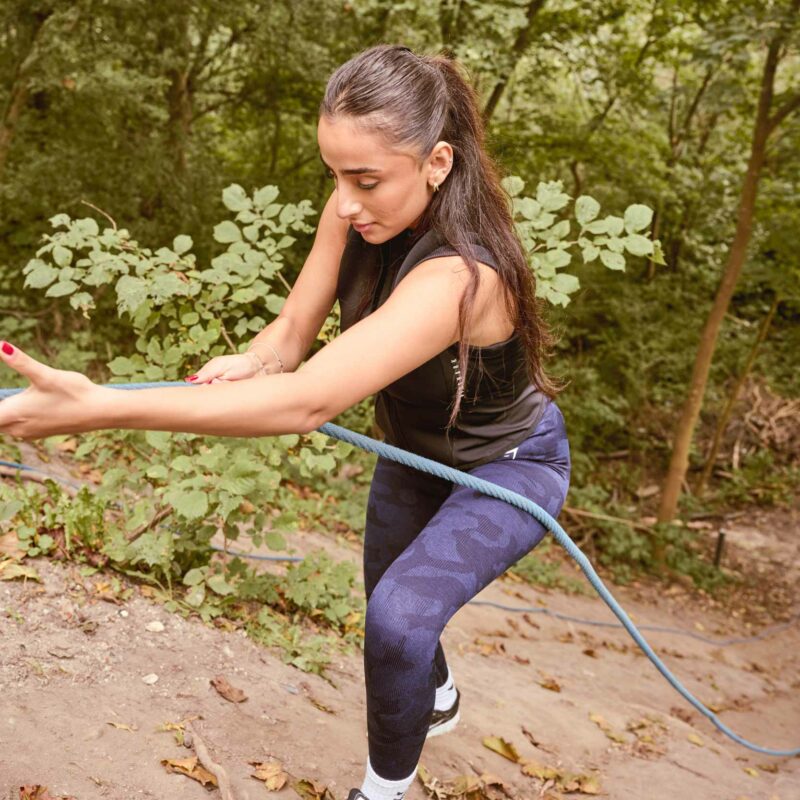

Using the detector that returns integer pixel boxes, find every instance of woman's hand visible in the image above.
[188,352,263,384]
[0,342,105,440]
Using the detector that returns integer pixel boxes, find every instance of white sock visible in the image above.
[360,758,416,800]
[433,667,457,712]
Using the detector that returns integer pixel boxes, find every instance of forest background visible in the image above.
[0,0,798,666]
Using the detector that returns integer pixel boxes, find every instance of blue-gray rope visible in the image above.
[1,380,798,757]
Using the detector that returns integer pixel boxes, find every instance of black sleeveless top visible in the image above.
[336,225,547,470]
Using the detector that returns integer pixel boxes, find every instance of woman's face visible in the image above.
[317,114,435,244]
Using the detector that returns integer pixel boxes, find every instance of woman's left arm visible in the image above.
[0,255,479,441]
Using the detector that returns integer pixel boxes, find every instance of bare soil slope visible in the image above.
[1,509,798,800]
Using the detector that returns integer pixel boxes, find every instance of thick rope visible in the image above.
[1,381,798,756]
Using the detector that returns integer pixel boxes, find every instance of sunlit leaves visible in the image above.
[504,175,661,306]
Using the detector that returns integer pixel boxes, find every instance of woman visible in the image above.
[0,45,570,800]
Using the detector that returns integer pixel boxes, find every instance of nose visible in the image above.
[335,186,363,220]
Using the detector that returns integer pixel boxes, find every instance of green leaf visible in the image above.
[536,181,571,212]
[575,196,601,226]
[584,219,609,235]
[214,221,242,244]
[222,184,251,213]
[547,220,571,242]
[543,249,570,269]
[168,489,209,520]
[623,204,653,233]
[207,574,235,596]
[254,185,280,209]
[116,275,148,314]
[184,583,206,607]
[146,464,169,481]
[46,280,79,297]
[69,292,94,310]
[183,567,207,586]
[53,245,72,267]
[76,218,99,237]
[501,175,525,197]
[606,216,624,236]
[265,295,285,315]
[145,430,172,451]
[277,235,296,249]
[265,530,287,551]
[623,234,654,257]
[173,234,193,255]
[551,272,580,294]
[515,197,541,221]
[582,244,600,263]
[49,213,70,228]
[24,260,58,289]
[600,250,626,271]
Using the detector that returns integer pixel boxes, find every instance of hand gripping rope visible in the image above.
[1,381,798,758]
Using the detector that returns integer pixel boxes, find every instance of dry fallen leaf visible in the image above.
[482,735,521,762]
[0,561,41,582]
[0,530,25,559]
[291,777,336,800]
[588,712,627,744]
[161,755,218,787]
[520,760,601,796]
[210,674,247,703]
[251,760,289,791]
[107,721,138,732]
[743,767,759,777]
[19,787,77,800]
[417,764,507,800]
[538,676,562,693]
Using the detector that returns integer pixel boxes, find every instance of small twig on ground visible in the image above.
[186,720,237,800]
[125,505,173,542]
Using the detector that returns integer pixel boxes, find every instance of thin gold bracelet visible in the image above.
[246,342,284,374]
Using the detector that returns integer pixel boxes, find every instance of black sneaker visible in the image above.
[427,688,461,738]
[347,791,369,800]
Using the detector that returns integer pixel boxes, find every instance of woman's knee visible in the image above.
[364,578,444,657]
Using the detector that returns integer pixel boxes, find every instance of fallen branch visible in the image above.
[562,505,653,532]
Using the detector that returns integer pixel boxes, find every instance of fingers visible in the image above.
[0,341,51,385]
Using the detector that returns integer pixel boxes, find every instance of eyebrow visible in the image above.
[320,155,383,176]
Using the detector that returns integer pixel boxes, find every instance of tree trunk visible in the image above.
[166,9,193,176]
[482,0,546,123]
[657,5,797,523]
[696,293,780,496]
[0,9,53,183]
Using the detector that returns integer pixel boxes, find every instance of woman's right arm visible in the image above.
[192,191,348,382]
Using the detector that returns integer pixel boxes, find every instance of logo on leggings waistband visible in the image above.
[504,447,518,460]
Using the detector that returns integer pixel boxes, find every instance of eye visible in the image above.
[325,167,336,181]
[358,181,378,190]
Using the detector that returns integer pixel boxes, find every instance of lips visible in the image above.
[352,222,374,232]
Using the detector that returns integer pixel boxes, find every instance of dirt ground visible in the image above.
[1,499,799,800]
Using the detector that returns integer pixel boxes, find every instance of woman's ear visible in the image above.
[427,141,454,188]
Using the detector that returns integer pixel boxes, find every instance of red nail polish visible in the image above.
[1,342,14,356]
[187,375,198,382]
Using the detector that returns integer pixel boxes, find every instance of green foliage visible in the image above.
[502,177,664,307]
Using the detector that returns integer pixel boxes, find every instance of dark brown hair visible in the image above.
[321,44,558,427]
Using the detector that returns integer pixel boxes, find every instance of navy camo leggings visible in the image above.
[362,401,571,779]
